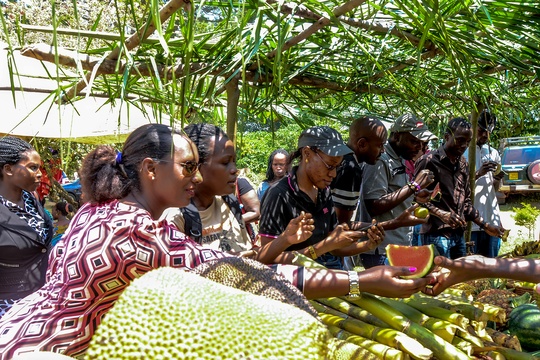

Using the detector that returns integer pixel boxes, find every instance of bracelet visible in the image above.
[407,181,421,192]
[308,245,318,260]
[347,271,361,298]
[479,222,486,230]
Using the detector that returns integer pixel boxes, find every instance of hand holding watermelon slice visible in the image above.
[386,244,438,279]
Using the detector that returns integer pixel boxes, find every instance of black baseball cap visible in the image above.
[297,126,352,157]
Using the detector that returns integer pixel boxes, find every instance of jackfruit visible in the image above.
[85,267,333,360]
[192,257,318,317]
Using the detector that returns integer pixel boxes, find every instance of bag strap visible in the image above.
[180,202,203,243]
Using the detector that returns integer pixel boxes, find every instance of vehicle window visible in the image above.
[503,147,540,165]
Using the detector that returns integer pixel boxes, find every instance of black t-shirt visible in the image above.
[259,167,338,251]
[331,153,364,211]
[236,177,254,197]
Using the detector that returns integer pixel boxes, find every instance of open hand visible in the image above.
[394,203,430,227]
[282,211,315,245]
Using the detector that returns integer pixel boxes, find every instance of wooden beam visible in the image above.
[263,0,367,63]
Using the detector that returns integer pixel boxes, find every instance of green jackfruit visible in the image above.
[192,257,318,317]
[85,267,333,360]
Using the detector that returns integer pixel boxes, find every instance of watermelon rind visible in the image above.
[508,304,540,351]
[385,244,437,279]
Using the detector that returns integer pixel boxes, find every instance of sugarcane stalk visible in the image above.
[327,325,407,360]
[481,303,506,323]
[452,336,474,356]
[328,338,380,360]
[485,328,522,352]
[325,325,380,360]
[412,294,488,323]
[477,345,538,360]
[442,288,473,301]
[316,297,389,328]
[347,293,472,360]
[402,297,470,329]
[292,251,326,268]
[379,298,456,343]
[317,311,428,359]
[471,320,489,339]
[456,328,486,348]
[437,292,479,306]
[486,350,507,360]
[486,328,521,351]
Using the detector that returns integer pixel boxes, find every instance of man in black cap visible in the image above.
[359,113,436,268]
[463,110,505,257]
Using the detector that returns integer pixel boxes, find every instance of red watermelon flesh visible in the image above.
[430,183,441,202]
[386,244,437,279]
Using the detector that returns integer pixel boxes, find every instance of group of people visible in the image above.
[0,114,537,358]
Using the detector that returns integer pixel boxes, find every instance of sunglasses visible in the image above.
[308,147,340,171]
[155,159,201,176]
[179,161,201,176]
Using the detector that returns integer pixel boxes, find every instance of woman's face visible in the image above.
[198,136,238,196]
[3,150,42,192]
[153,135,202,208]
[272,153,288,179]
[303,147,342,189]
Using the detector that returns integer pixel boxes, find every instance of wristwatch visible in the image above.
[347,271,361,298]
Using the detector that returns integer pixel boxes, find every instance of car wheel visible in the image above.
[526,159,540,185]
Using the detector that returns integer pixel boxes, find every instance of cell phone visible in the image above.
[354,224,374,233]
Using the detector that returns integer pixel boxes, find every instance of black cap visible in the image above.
[297,126,352,157]
[478,110,496,132]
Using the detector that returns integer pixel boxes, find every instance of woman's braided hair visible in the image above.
[0,136,34,180]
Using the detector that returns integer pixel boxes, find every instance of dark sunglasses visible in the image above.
[179,161,201,176]
[155,159,201,176]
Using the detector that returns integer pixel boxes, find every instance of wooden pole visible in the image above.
[225,78,240,146]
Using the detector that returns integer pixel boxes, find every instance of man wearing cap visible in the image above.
[415,117,505,259]
[463,110,505,257]
[359,113,435,268]
[259,126,400,270]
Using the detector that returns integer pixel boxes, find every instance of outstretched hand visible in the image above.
[358,265,432,298]
[324,223,365,251]
[422,255,486,296]
[394,203,430,227]
[282,211,315,245]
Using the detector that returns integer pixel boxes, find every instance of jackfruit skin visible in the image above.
[85,267,333,360]
[192,257,318,318]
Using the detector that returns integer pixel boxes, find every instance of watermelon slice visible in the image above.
[386,244,438,279]
[430,182,441,202]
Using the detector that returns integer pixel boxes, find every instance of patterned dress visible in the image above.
[0,200,225,359]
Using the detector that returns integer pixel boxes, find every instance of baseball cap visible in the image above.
[478,110,496,132]
[297,126,352,157]
[390,113,435,141]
